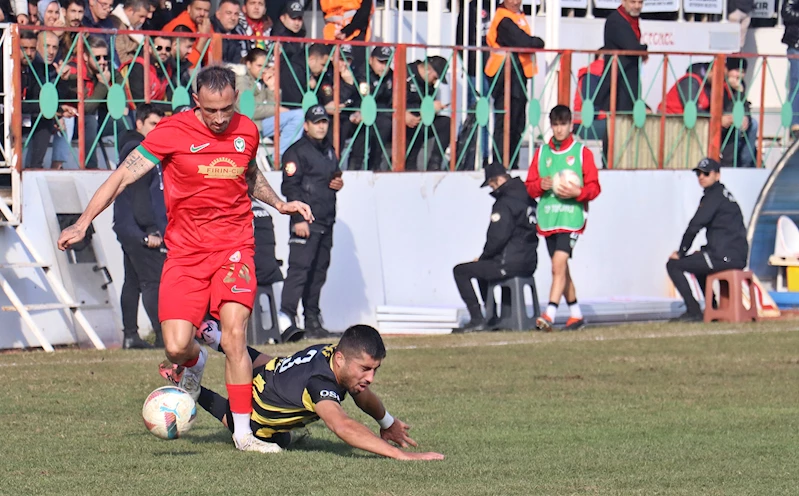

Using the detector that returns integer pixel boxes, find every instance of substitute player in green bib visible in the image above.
[525,105,601,331]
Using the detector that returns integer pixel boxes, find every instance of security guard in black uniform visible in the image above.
[348,45,394,171]
[453,162,538,332]
[667,157,749,322]
[319,44,360,153]
[404,55,451,171]
[279,105,344,341]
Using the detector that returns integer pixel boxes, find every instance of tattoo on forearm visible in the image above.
[124,150,149,181]
[251,170,282,207]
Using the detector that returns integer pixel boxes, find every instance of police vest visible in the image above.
[485,7,536,79]
[536,141,587,234]
[320,0,373,41]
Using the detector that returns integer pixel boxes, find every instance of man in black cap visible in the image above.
[319,44,360,152]
[452,163,538,332]
[348,45,394,170]
[270,0,306,61]
[666,157,749,322]
[404,55,451,171]
[278,105,344,340]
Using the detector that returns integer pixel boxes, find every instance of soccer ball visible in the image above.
[552,169,581,192]
[142,386,197,440]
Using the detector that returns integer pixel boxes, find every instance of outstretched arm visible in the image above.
[315,400,444,460]
[352,386,419,448]
[57,149,156,250]
[247,163,314,222]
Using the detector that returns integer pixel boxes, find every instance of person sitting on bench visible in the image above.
[452,163,538,333]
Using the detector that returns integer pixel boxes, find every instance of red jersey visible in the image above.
[137,110,259,255]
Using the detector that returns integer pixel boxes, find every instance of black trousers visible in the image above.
[666,252,744,315]
[26,119,57,169]
[406,115,451,171]
[453,261,508,319]
[348,114,392,171]
[492,96,527,170]
[120,239,166,338]
[280,226,333,319]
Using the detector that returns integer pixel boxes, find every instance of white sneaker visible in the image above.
[178,346,207,401]
[233,433,283,453]
[277,311,294,333]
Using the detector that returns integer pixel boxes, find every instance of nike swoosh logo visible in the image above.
[190,143,210,153]
[230,286,252,293]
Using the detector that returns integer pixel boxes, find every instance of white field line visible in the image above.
[0,325,797,367]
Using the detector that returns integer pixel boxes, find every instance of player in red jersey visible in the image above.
[57,66,313,453]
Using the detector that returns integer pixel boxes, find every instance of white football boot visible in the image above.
[178,346,207,401]
[233,433,283,453]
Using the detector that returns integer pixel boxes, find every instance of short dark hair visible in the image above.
[307,43,330,59]
[189,0,212,5]
[20,30,37,41]
[337,325,386,360]
[65,0,84,9]
[195,65,236,94]
[136,103,165,123]
[86,35,108,51]
[243,47,267,64]
[124,0,150,10]
[549,104,572,124]
[218,0,241,6]
[173,24,193,34]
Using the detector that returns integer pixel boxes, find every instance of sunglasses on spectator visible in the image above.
[155,45,172,52]
[695,170,710,177]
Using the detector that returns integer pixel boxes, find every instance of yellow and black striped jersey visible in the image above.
[250,343,347,440]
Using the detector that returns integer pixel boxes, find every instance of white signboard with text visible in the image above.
[594,0,680,12]
[751,0,776,18]
[684,0,723,14]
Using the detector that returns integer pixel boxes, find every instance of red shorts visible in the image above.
[159,247,257,328]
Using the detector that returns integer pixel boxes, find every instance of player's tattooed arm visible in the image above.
[248,162,315,222]
[57,149,157,250]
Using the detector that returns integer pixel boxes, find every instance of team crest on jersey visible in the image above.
[234,137,245,153]
[545,158,552,168]
[566,156,575,166]
[198,157,245,179]
[359,82,370,96]
[285,162,297,176]
[323,85,333,97]
[229,251,241,263]
[491,212,501,222]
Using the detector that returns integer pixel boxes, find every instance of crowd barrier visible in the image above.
[9,24,796,173]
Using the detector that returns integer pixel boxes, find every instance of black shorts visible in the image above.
[545,232,579,258]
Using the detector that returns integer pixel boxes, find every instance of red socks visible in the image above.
[227,383,253,414]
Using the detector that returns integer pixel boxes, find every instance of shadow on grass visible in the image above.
[185,430,373,458]
[151,450,201,456]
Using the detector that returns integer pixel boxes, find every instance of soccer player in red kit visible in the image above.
[57,66,313,453]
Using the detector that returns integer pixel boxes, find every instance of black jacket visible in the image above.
[281,133,339,228]
[211,17,250,64]
[784,0,799,48]
[280,52,319,106]
[597,9,647,112]
[354,63,393,108]
[270,19,306,61]
[456,0,491,77]
[489,15,545,99]
[679,181,748,265]
[479,177,538,275]
[113,130,168,244]
[406,62,438,115]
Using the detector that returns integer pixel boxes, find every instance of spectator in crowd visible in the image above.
[238,0,270,51]
[64,0,84,27]
[321,0,372,41]
[319,44,359,152]
[349,45,393,171]
[27,0,39,25]
[721,57,756,167]
[659,61,713,115]
[234,48,303,155]
[169,25,195,90]
[265,0,288,24]
[83,0,115,49]
[404,55,450,171]
[525,105,601,331]
[572,52,606,141]
[120,35,173,111]
[163,0,221,66]
[456,0,491,162]
[783,0,799,137]
[146,0,176,30]
[279,105,344,341]
[212,0,249,64]
[484,0,545,170]
[24,30,75,169]
[38,0,68,60]
[667,158,748,322]
[597,0,647,115]
[110,0,151,66]
[270,0,306,62]
[280,42,331,108]
[112,103,167,349]
[728,0,755,49]
[452,162,538,333]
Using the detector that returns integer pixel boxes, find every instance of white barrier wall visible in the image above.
[14,168,768,339]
